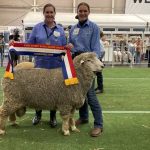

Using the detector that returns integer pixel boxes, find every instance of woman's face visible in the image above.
[77,5,90,22]
[101,35,106,41]
[43,6,55,23]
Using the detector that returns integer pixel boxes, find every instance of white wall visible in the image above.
[0,0,126,26]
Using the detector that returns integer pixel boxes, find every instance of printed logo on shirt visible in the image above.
[53,31,60,37]
[73,28,80,35]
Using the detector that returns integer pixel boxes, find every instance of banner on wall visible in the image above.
[125,0,150,14]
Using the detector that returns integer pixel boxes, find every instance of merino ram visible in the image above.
[0,52,103,136]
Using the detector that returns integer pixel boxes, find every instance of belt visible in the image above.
[72,51,84,59]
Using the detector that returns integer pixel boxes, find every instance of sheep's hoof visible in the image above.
[63,130,70,136]
[10,123,19,128]
[71,126,80,132]
[0,129,5,135]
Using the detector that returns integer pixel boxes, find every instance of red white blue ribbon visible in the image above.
[4,43,79,86]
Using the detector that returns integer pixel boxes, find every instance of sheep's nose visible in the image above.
[101,63,105,68]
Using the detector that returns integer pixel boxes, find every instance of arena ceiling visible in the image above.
[0,0,126,26]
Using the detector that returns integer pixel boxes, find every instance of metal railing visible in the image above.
[102,45,150,67]
[1,44,150,68]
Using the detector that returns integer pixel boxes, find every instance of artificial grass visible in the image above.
[0,67,150,111]
[0,67,150,150]
[99,76,150,111]
[0,113,149,150]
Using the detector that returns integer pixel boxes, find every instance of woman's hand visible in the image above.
[65,43,74,49]
[9,40,15,46]
[9,40,20,46]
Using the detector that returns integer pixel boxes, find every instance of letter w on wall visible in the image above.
[125,0,150,14]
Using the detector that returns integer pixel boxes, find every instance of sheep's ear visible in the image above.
[80,60,84,64]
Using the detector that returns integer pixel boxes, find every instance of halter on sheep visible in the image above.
[0,52,103,136]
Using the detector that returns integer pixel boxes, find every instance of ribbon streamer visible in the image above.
[4,43,79,86]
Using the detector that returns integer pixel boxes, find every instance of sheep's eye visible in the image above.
[87,59,91,62]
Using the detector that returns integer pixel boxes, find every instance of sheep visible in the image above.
[113,49,122,62]
[0,52,103,136]
[8,62,34,126]
[113,49,132,64]
[121,51,132,64]
[14,62,34,70]
[113,50,118,62]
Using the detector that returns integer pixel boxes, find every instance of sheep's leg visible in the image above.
[9,113,17,126]
[69,109,80,133]
[0,98,25,135]
[61,114,70,136]
[9,107,26,126]
[0,106,9,135]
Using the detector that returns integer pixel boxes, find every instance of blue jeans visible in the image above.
[135,52,141,64]
[96,72,103,90]
[79,80,103,128]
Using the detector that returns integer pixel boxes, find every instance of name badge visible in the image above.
[73,28,80,35]
[54,31,60,37]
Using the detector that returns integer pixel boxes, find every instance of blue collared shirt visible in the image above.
[69,20,101,57]
[27,22,67,69]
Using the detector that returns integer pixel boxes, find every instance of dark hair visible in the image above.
[9,28,20,41]
[0,34,4,38]
[43,3,56,13]
[13,28,19,34]
[75,15,79,19]
[100,31,104,38]
[77,2,90,12]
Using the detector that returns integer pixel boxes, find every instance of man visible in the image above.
[9,28,20,66]
[146,36,150,67]
[95,31,105,94]
[0,34,5,66]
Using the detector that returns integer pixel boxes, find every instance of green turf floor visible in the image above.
[0,67,150,150]
[0,113,149,150]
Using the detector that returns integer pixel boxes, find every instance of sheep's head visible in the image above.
[73,52,104,73]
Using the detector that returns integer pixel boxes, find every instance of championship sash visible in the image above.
[4,43,79,86]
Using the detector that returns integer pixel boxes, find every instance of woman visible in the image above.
[128,38,136,63]
[67,2,103,137]
[28,3,67,127]
[135,36,143,64]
